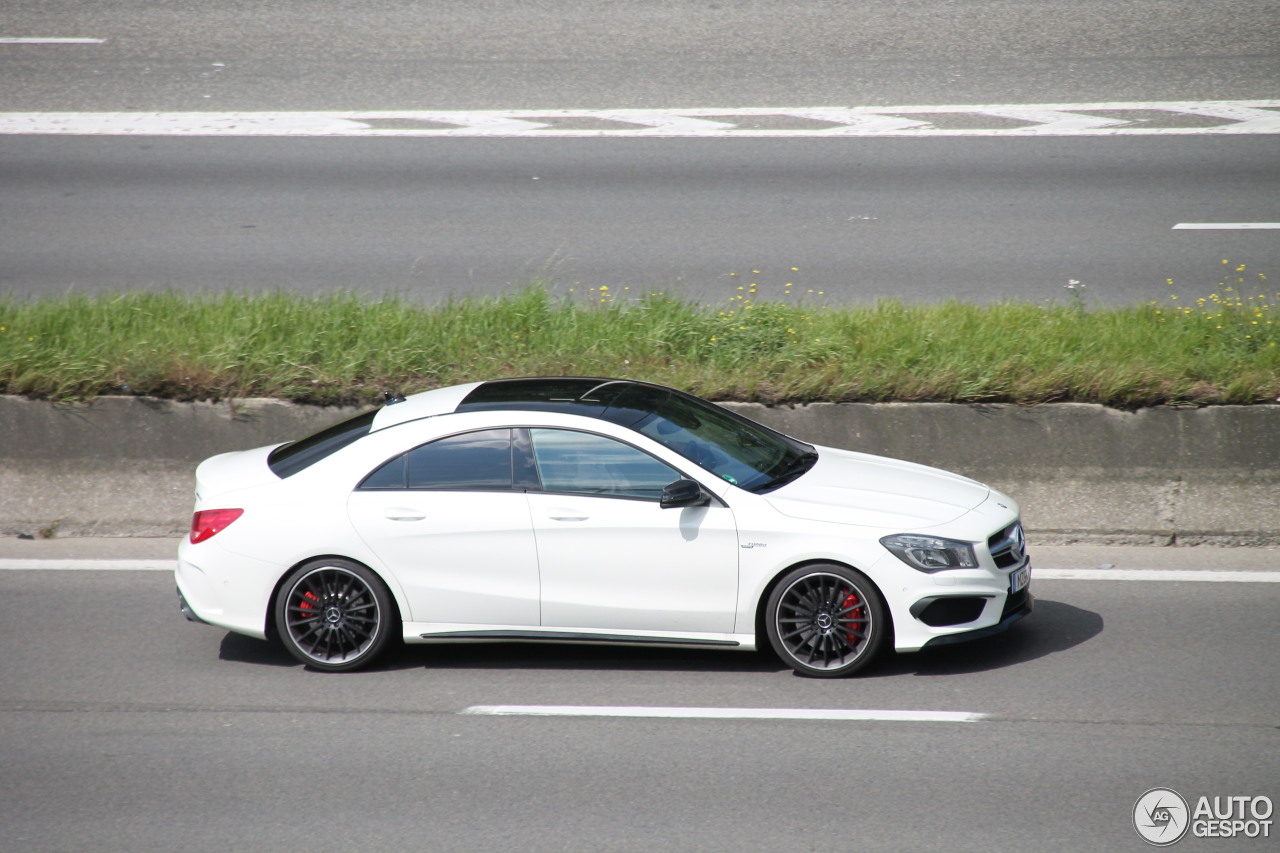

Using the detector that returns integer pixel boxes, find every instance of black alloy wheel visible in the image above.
[765,564,887,678]
[275,559,396,672]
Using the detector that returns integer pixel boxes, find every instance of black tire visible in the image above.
[274,559,397,672]
[765,564,887,678]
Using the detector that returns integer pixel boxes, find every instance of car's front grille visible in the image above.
[988,521,1027,569]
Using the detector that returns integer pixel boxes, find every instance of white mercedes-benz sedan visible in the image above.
[177,377,1032,677]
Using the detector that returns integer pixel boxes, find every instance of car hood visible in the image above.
[763,446,990,529]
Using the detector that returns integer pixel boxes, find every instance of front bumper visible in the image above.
[919,589,1034,648]
[885,539,1032,652]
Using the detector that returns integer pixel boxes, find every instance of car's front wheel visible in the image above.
[765,564,887,678]
[275,559,397,672]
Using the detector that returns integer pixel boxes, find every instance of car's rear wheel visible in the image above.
[766,564,887,678]
[275,559,396,672]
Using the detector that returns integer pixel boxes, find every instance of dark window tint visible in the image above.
[268,409,377,479]
[457,377,623,418]
[360,454,407,489]
[362,429,514,490]
[410,429,513,489]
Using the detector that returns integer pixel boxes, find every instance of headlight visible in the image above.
[880,534,979,572]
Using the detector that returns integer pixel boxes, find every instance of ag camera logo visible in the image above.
[1134,788,1190,846]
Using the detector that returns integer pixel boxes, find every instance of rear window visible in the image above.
[267,409,377,478]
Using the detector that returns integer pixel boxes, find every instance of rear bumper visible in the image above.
[175,543,275,640]
[177,587,209,624]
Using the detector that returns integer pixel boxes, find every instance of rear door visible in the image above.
[347,428,540,626]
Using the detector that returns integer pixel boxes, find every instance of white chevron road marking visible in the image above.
[1,101,1277,137]
[968,106,1131,132]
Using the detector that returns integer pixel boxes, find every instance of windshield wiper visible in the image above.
[754,451,818,493]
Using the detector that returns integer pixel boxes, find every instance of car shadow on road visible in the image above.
[865,598,1104,678]
[215,632,785,673]
[216,597,1101,676]
[218,633,295,667]
[392,640,790,674]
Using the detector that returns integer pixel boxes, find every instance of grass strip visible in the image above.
[1,281,1276,407]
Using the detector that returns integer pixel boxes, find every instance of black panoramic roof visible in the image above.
[456,377,674,427]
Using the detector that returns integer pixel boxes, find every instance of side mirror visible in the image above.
[661,479,710,509]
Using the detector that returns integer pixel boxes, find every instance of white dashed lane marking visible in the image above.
[1173,223,1280,230]
[1034,569,1280,582]
[0,559,179,571]
[460,705,988,722]
[0,37,107,44]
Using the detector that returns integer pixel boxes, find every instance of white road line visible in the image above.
[1172,223,1280,230]
[1034,569,1280,582]
[0,559,176,571]
[460,705,988,722]
[0,37,107,44]
[0,101,1277,137]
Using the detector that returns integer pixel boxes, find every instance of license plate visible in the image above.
[1009,565,1031,594]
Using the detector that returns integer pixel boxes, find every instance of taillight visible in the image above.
[190,508,244,544]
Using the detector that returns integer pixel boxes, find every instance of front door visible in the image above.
[525,428,739,634]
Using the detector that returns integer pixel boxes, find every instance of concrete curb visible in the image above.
[2,395,1277,544]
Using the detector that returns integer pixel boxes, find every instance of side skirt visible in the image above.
[416,629,741,647]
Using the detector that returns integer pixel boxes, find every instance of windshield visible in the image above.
[595,383,816,492]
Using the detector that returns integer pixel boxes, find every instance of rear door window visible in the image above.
[359,428,515,491]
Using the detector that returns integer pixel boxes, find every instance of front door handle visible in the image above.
[547,508,589,522]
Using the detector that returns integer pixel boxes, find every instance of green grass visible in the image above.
[1,272,1277,407]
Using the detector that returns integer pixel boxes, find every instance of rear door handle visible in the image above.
[384,507,426,522]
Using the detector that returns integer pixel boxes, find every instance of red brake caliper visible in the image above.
[300,590,319,612]
[841,590,863,643]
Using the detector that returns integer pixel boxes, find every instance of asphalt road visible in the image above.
[1,556,1277,852]
[2,0,1278,109]
[3,1,1278,303]
[3,134,1278,303]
